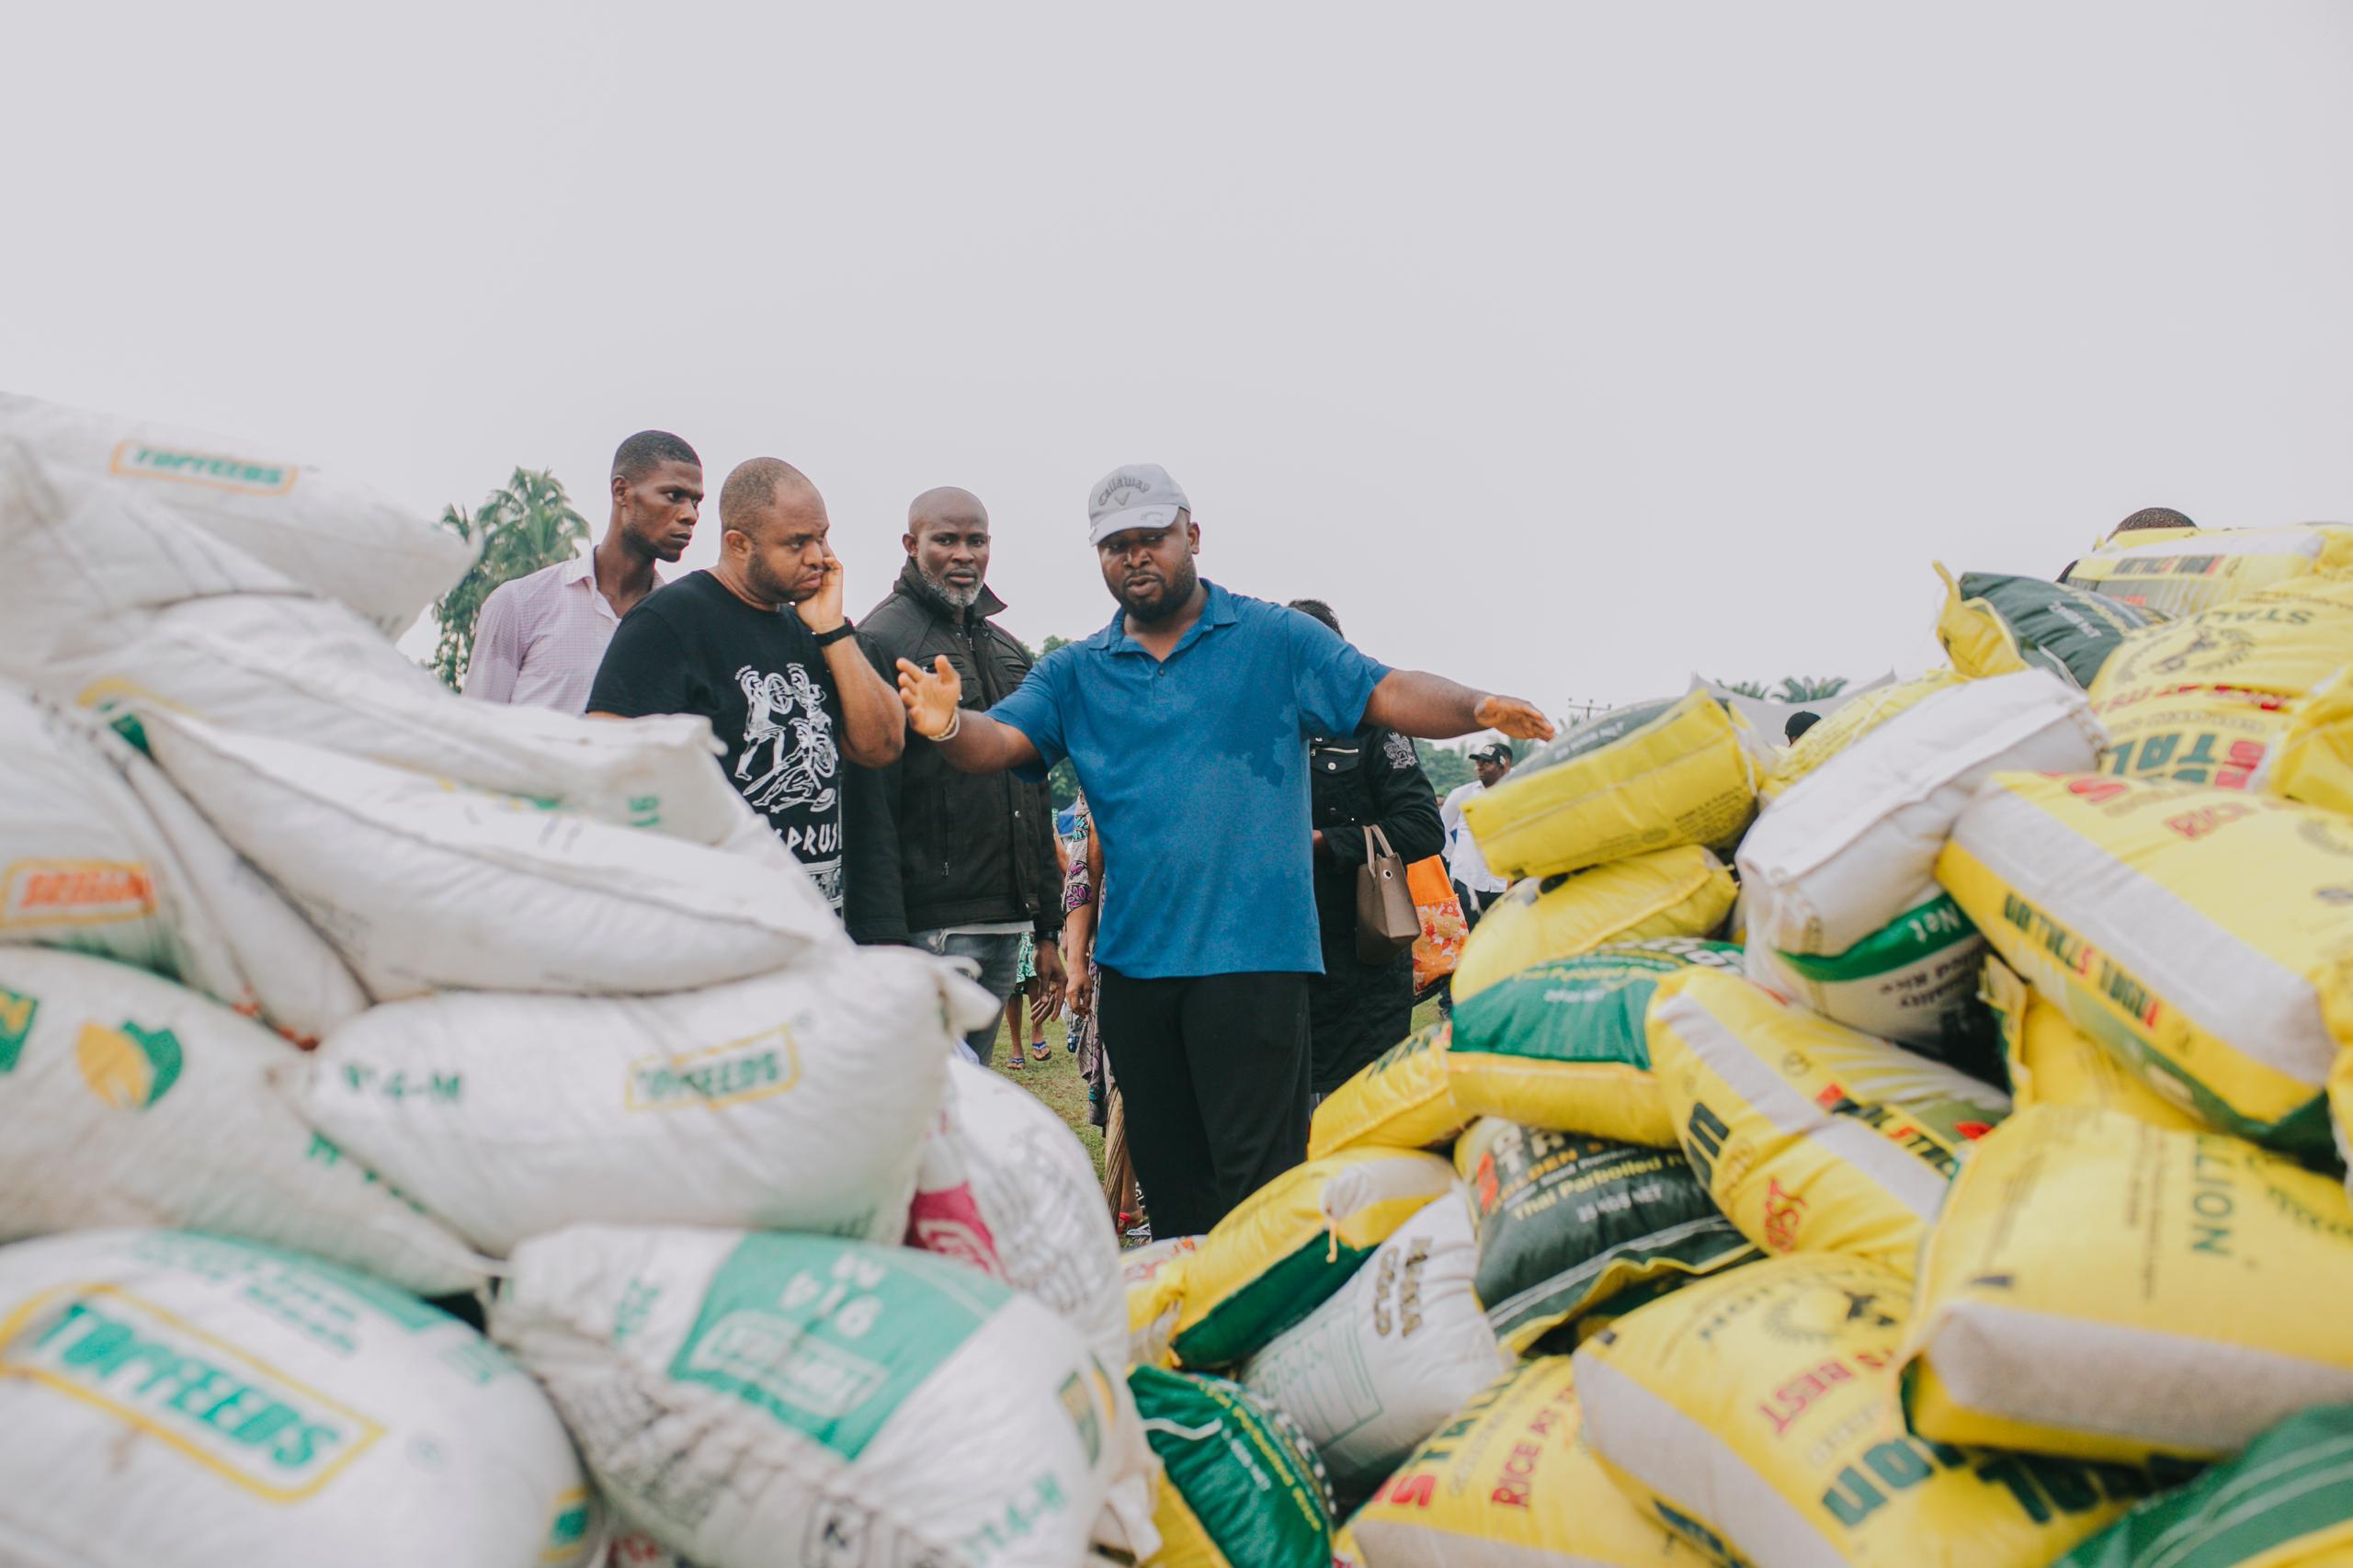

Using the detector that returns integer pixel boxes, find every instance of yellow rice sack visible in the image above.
[2062,524,2353,619]
[1647,969,2010,1277]
[1446,938,1744,1147]
[1981,956,2202,1131]
[1760,671,1965,801]
[1461,691,1756,882]
[1350,1357,1701,1568]
[1143,1148,1457,1370]
[2264,665,2353,817]
[2097,569,2353,689]
[2337,1049,2352,1204]
[1938,771,2353,1156]
[2088,574,2353,788]
[1574,1253,2176,1568]
[1309,1022,1463,1160]
[1900,1105,2353,1463]
[1125,1234,1203,1369]
[1450,847,1735,1004]
[2093,684,2293,791]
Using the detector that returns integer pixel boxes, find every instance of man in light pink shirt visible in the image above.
[463,430,704,711]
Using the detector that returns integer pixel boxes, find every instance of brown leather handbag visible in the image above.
[1355,824,1421,963]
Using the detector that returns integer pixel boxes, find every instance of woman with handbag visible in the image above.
[1291,600,1447,1097]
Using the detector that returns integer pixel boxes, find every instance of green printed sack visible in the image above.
[493,1224,1159,1568]
[1745,892,2002,1078]
[1455,1119,1756,1355]
[2053,1402,2353,1567]
[1133,1368,1334,1568]
[1447,938,1743,1146]
[1935,565,2165,687]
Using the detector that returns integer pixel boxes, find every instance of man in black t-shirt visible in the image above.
[588,457,905,912]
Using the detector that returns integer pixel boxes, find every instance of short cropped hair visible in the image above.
[611,430,700,483]
[2113,506,2195,535]
[1289,597,1342,636]
[720,456,814,537]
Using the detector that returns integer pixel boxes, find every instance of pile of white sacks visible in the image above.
[0,395,1154,1567]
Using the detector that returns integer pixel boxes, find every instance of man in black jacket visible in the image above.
[845,487,1064,1064]
[1291,599,1446,1096]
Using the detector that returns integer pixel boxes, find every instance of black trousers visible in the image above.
[1307,922,1415,1096]
[1097,969,1313,1239]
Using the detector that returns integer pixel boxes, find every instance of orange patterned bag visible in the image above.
[1410,856,1466,995]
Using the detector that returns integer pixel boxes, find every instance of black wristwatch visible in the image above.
[812,618,858,647]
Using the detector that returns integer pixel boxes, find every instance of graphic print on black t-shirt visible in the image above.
[732,661,838,817]
[585,571,847,911]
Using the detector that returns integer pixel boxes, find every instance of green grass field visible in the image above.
[981,1010,1102,1172]
[981,994,1446,1181]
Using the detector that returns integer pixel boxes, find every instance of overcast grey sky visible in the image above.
[6,3,2347,711]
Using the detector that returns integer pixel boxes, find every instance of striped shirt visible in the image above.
[462,552,657,713]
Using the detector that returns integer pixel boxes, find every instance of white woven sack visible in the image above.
[0,1228,594,1568]
[0,392,473,633]
[1240,1189,1509,1496]
[492,1224,1159,1568]
[42,592,748,845]
[1738,670,2103,957]
[1742,894,1987,1053]
[0,949,482,1293]
[105,737,369,1042]
[135,707,843,998]
[0,687,362,1042]
[0,438,295,683]
[905,1058,1127,1370]
[296,946,992,1254]
[0,685,225,984]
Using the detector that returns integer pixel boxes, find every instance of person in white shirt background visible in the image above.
[1440,738,1515,926]
[462,429,704,711]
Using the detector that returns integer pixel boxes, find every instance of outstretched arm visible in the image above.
[1363,669,1555,744]
[896,656,1042,774]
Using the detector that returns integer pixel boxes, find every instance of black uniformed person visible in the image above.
[1291,599,1445,1096]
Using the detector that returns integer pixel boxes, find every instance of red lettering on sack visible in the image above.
[1489,1440,1544,1509]
[1381,1473,1436,1509]
[3,865,154,922]
[1757,1358,1853,1436]
[1761,1178,1807,1252]
[2165,801,2257,840]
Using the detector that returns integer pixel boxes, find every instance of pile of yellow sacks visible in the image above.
[1133,522,2353,1568]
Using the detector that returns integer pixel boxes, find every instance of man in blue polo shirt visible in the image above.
[895,462,1552,1235]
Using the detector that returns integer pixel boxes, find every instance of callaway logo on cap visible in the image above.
[1086,463,1189,546]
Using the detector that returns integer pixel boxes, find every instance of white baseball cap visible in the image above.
[1086,463,1190,547]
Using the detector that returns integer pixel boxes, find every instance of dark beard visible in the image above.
[1120,561,1198,625]
[745,553,802,608]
